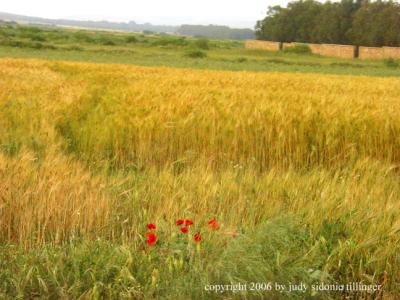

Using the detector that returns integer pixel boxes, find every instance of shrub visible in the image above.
[18,26,42,34]
[97,36,117,46]
[0,28,16,37]
[284,43,312,54]
[102,40,116,46]
[383,58,399,68]
[0,38,56,50]
[125,35,138,43]
[26,33,46,42]
[184,49,207,58]
[193,38,210,50]
[73,31,95,43]
[31,42,44,49]
[152,37,188,47]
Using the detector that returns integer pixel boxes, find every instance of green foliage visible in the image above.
[383,58,399,68]
[0,38,57,50]
[184,49,207,58]
[73,31,95,43]
[193,38,210,50]
[99,38,116,46]
[0,217,332,299]
[256,1,322,43]
[348,1,400,47]
[17,26,42,34]
[152,36,188,47]
[21,32,47,42]
[283,44,312,54]
[125,35,138,43]
[256,0,400,47]
[0,28,15,37]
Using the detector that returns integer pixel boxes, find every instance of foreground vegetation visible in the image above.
[0,57,399,299]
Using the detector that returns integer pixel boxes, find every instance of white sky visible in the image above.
[0,0,289,28]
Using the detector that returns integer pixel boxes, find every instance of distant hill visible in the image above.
[0,12,255,40]
[177,25,255,40]
[0,12,178,33]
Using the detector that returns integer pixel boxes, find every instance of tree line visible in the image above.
[255,0,400,47]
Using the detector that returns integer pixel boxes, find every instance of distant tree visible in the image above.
[349,0,400,46]
[286,0,322,42]
[256,0,400,47]
[256,0,322,43]
[311,2,342,43]
[255,6,287,41]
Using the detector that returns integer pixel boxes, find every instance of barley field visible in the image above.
[0,58,400,299]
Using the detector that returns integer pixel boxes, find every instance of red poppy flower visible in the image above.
[194,233,202,243]
[185,220,194,226]
[177,219,184,226]
[146,232,157,246]
[147,223,156,230]
[208,218,220,230]
[181,227,189,234]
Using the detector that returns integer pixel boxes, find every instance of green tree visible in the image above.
[256,0,400,47]
[256,0,322,43]
[350,0,400,47]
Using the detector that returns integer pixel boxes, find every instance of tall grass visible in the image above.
[0,58,399,298]
[0,149,111,247]
[50,61,400,170]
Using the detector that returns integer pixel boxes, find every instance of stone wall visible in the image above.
[383,47,400,59]
[318,44,356,59]
[246,40,400,60]
[359,47,384,60]
[245,40,282,51]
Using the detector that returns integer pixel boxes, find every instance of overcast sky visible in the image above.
[0,0,289,28]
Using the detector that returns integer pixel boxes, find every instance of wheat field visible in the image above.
[0,58,399,299]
